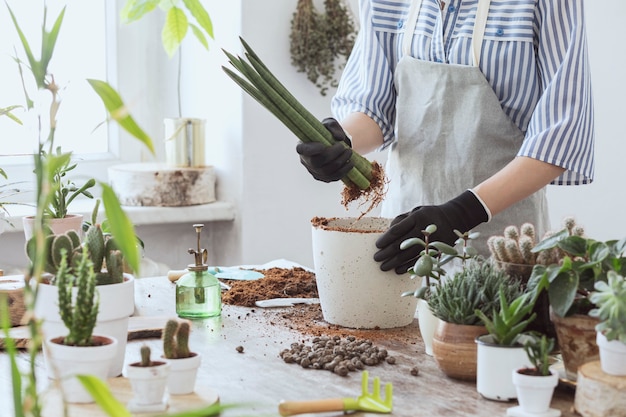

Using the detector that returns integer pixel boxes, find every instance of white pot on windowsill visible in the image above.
[22,214,84,242]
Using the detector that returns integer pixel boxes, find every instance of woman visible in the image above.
[297,0,594,274]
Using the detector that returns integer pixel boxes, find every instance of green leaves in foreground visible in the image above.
[78,374,237,417]
[87,79,155,155]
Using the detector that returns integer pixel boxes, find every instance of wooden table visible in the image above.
[1,275,577,417]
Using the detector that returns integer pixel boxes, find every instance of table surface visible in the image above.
[1,275,578,417]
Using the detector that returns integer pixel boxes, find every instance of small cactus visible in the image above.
[163,319,194,359]
[139,344,152,367]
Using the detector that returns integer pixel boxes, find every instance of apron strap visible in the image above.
[402,0,492,68]
[402,0,423,56]
[472,0,492,67]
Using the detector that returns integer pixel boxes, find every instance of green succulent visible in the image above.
[589,271,626,343]
[523,334,556,376]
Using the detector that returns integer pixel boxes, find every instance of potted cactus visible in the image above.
[43,247,118,404]
[124,344,170,412]
[162,318,202,395]
[29,204,136,377]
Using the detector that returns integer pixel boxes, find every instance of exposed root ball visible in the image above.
[341,161,387,218]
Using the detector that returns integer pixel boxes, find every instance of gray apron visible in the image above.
[381,0,549,256]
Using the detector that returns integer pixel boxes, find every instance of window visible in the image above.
[0,1,109,158]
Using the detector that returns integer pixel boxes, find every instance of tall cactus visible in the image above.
[162,319,193,359]
[57,246,99,346]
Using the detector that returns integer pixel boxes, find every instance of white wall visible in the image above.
[182,0,626,269]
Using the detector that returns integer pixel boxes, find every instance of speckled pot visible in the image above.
[311,217,420,329]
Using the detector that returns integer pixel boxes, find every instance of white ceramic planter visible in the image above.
[22,214,84,242]
[507,368,561,417]
[165,352,202,395]
[124,360,170,412]
[417,298,439,356]
[34,274,135,377]
[597,331,626,376]
[44,335,118,404]
[311,217,420,329]
[476,334,533,401]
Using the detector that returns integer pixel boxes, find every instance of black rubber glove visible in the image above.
[374,190,489,274]
[296,118,354,183]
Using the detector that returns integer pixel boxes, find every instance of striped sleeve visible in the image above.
[331,0,401,149]
[518,0,594,185]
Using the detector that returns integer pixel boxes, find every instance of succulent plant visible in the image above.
[163,319,193,359]
[428,258,524,326]
[26,223,125,286]
[589,271,626,343]
[522,335,556,376]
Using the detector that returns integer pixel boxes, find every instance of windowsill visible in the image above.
[1,199,236,233]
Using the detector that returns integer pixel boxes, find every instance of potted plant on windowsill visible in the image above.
[588,270,626,376]
[162,318,201,395]
[475,287,538,401]
[529,223,626,380]
[43,246,118,404]
[120,0,214,168]
[508,335,561,417]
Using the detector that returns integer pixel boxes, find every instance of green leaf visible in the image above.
[77,375,132,417]
[183,0,213,39]
[0,105,24,125]
[531,228,569,253]
[557,235,589,257]
[1,295,24,417]
[100,183,141,274]
[87,79,155,155]
[6,4,43,88]
[400,237,425,250]
[189,23,209,50]
[120,0,160,23]
[162,7,189,57]
[41,6,66,78]
[549,272,578,317]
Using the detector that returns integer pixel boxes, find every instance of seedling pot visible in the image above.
[509,368,559,415]
[311,217,419,329]
[166,352,202,395]
[596,331,626,376]
[125,360,170,411]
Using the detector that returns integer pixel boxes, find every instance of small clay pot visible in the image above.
[550,311,599,380]
[432,321,486,381]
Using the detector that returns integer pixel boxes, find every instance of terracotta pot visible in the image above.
[432,321,486,381]
[550,311,599,380]
[35,274,135,377]
[596,331,626,376]
[165,352,202,395]
[510,368,559,415]
[22,214,84,242]
[311,217,420,329]
[44,335,118,404]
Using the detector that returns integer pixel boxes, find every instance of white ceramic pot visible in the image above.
[311,217,420,329]
[34,274,135,377]
[22,214,84,242]
[124,360,170,411]
[165,352,202,395]
[417,298,439,356]
[476,334,533,401]
[511,368,559,414]
[44,335,118,403]
[597,331,626,376]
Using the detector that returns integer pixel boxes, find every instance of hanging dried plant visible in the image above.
[290,0,356,96]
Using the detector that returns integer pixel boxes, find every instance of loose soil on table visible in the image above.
[221,267,416,347]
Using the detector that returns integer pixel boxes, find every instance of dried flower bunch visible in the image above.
[290,0,356,95]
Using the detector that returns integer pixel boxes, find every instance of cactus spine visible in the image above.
[57,246,99,346]
[163,319,193,359]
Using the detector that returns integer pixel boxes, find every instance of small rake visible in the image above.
[278,371,393,416]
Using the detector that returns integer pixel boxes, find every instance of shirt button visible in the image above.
[496,28,504,36]
[448,5,456,12]
[397,20,404,29]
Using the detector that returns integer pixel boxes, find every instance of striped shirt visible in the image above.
[332,0,594,185]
